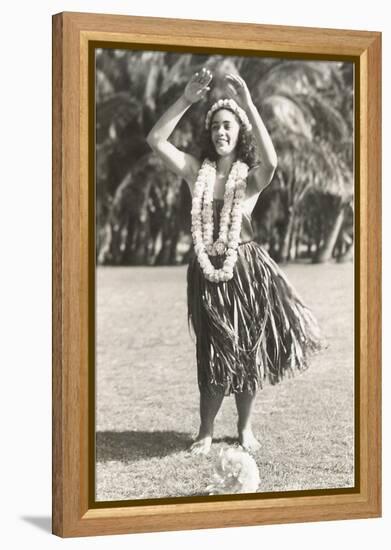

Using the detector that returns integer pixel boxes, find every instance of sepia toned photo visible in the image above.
[94,47,355,502]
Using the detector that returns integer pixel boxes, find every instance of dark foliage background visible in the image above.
[95,49,354,266]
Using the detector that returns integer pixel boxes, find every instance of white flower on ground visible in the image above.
[206,447,260,495]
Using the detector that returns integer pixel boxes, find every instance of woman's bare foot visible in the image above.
[189,435,212,456]
[238,429,261,453]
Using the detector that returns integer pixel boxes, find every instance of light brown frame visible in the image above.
[52,11,381,538]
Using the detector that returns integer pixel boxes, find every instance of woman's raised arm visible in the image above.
[225,73,278,198]
[146,68,213,192]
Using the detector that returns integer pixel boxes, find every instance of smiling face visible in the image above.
[210,109,241,157]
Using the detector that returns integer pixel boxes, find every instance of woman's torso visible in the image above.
[213,198,254,244]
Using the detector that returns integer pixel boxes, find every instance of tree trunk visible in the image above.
[297,219,304,259]
[315,206,345,263]
[132,220,150,264]
[290,217,302,261]
[156,213,180,265]
[337,243,354,263]
[279,209,295,263]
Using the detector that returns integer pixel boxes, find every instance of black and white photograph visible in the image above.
[94,48,355,502]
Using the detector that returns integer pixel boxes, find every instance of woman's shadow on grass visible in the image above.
[96,430,195,462]
[96,431,238,462]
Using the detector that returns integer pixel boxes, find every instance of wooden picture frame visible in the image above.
[52,11,381,538]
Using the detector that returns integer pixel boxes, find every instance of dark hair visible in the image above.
[199,107,259,167]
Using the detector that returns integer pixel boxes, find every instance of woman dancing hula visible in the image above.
[147,67,320,455]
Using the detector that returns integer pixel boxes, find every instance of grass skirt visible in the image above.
[187,242,321,396]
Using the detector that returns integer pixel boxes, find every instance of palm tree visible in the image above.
[247,59,353,262]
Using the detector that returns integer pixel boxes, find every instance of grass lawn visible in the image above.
[96,261,355,501]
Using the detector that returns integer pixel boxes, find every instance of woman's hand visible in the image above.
[184,67,213,104]
[224,73,253,110]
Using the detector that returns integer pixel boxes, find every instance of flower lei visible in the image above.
[191,158,249,283]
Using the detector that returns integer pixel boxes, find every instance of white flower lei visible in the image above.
[191,158,249,283]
